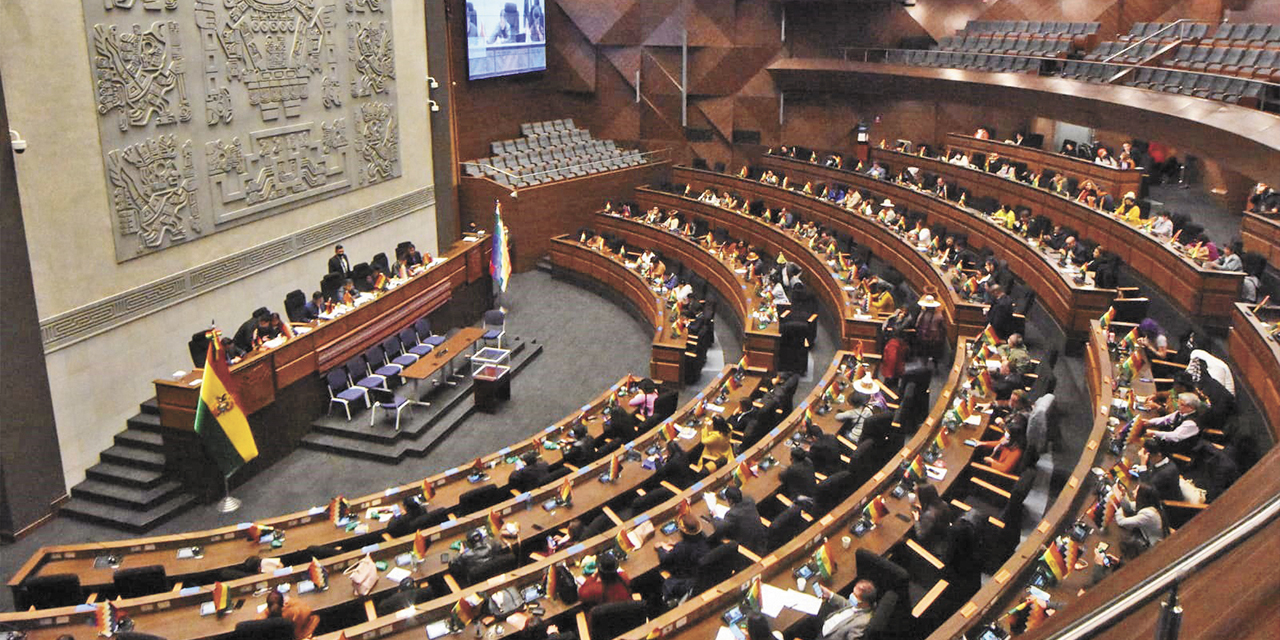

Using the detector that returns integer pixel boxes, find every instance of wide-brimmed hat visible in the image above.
[677,514,703,536]
[1123,191,1136,200]
[918,295,942,308]
[881,199,894,208]
[853,373,878,395]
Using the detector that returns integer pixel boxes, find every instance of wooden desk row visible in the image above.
[2,368,768,638]
[1227,303,1280,443]
[1241,211,1280,272]
[927,322,1143,638]
[755,157,1116,339]
[10,375,643,600]
[943,133,1144,206]
[670,166,984,340]
[321,351,882,640]
[591,213,782,372]
[548,236,691,383]
[629,188,883,346]
[869,146,1242,327]
[617,338,978,640]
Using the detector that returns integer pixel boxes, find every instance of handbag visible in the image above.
[343,554,380,596]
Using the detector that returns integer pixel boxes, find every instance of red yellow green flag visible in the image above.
[488,509,503,536]
[609,453,622,480]
[212,581,230,611]
[421,480,435,502]
[194,337,259,476]
[814,541,835,579]
[414,530,428,559]
[1042,542,1068,580]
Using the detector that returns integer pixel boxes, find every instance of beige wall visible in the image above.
[1,0,439,489]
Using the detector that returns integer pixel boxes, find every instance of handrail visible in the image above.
[460,147,674,186]
[1044,492,1280,639]
[1100,19,1196,64]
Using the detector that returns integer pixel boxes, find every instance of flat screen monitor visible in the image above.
[465,0,546,80]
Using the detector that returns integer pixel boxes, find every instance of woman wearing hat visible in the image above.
[656,514,711,602]
[1114,192,1142,223]
[914,290,947,370]
[578,553,632,608]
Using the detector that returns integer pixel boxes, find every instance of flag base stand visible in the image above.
[215,476,241,513]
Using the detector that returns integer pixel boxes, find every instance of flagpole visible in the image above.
[216,473,241,513]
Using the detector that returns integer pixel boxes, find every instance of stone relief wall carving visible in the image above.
[85,0,401,262]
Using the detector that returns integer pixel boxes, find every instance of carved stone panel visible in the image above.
[85,0,401,262]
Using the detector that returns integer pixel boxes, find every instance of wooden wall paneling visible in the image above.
[1242,213,1280,267]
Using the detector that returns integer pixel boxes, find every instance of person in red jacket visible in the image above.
[972,414,1027,474]
[578,553,631,608]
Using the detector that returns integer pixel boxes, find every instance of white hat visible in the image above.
[907,167,919,175]
[918,294,942,308]
[853,373,878,395]
[881,199,894,208]
[1123,191,1136,200]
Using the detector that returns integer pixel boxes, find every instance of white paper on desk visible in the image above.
[463,236,480,243]
[735,268,748,274]
[385,567,411,584]
[706,403,725,414]
[678,426,699,440]
[263,336,287,349]
[964,415,983,426]
[426,620,452,639]
[759,583,789,618]
[430,257,447,267]
[704,493,730,519]
[925,465,948,482]
[716,626,738,640]
[785,590,823,615]
[842,286,855,292]
[293,326,311,335]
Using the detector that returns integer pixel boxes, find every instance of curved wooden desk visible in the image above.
[548,236,688,382]
[615,338,978,640]
[591,214,781,371]
[943,133,1143,204]
[1242,211,1280,272]
[314,351,883,640]
[2,369,769,638]
[628,188,882,346]
[758,156,1117,339]
[669,166,984,339]
[870,146,1243,328]
[1228,303,1280,442]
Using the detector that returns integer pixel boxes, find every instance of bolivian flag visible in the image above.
[814,541,835,579]
[1042,541,1068,580]
[194,337,259,476]
[746,574,762,610]
[212,581,230,611]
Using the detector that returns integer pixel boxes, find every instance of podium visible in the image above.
[471,347,512,412]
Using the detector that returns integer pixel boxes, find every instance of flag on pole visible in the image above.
[491,201,512,293]
[422,479,435,502]
[558,477,573,505]
[545,565,560,600]
[1001,601,1031,634]
[616,528,639,553]
[1041,542,1068,580]
[733,459,755,485]
[194,336,259,476]
[609,453,623,481]
[1026,598,1048,630]
[1099,307,1115,329]
[488,509,503,536]
[746,574,762,611]
[676,497,690,520]
[414,530,428,559]
[95,602,120,635]
[979,324,1002,347]
[309,558,329,590]
[212,582,231,611]
[814,541,835,579]
[453,593,484,626]
[974,369,994,398]
[662,421,678,442]
[933,430,950,451]
[329,496,349,524]
[906,456,926,481]
[864,496,890,523]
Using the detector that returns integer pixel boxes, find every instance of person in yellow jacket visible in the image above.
[699,416,734,472]
[1115,191,1142,224]
[869,283,896,315]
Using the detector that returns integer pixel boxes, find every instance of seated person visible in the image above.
[1114,192,1141,223]
[257,588,320,639]
[1247,182,1279,214]
[805,423,844,475]
[713,486,769,554]
[1140,392,1202,455]
[1205,242,1242,272]
[700,416,734,471]
[220,337,246,365]
[1133,439,1183,503]
[578,553,631,607]
[629,378,659,419]
[233,308,273,352]
[561,424,597,468]
[972,416,1027,474]
[779,446,817,500]
[302,291,324,321]
[868,283,896,315]
[812,580,879,640]
[376,577,436,616]
[910,484,953,558]
[1134,317,1172,359]
[448,530,504,584]
[508,451,551,492]
[1114,482,1166,547]
[656,514,711,602]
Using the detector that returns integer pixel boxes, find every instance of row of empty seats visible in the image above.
[962,20,1099,36]
[464,119,649,187]
[1123,21,1280,46]
[934,33,1075,57]
[893,50,1047,73]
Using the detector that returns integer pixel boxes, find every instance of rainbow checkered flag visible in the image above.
[1099,307,1115,329]
[490,201,512,293]
[309,558,329,590]
[329,496,349,525]
[94,602,121,635]
[1063,536,1081,571]
[212,581,231,612]
[1001,600,1031,634]
[813,541,836,579]
[609,452,622,481]
[1026,598,1049,631]
[1041,541,1068,581]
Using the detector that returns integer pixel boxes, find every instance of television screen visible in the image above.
[465,0,546,80]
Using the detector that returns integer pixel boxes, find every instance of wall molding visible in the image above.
[39,185,435,354]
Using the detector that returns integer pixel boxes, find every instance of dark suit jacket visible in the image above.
[508,461,551,493]
[780,459,817,499]
[657,534,711,579]
[328,254,352,277]
[233,318,259,353]
[714,498,769,554]
[1144,459,1183,503]
[986,295,1017,339]
[809,434,843,474]
[376,587,434,616]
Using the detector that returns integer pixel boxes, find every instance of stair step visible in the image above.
[71,479,184,509]
[101,445,166,471]
[114,429,165,452]
[125,411,164,434]
[86,462,167,489]
[60,493,197,534]
[139,397,161,416]
[299,432,406,462]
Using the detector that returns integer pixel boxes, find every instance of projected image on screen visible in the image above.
[466,0,546,80]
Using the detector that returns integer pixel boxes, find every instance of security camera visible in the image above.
[9,129,27,154]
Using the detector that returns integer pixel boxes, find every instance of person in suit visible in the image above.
[1136,439,1182,503]
[656,514,711,601]
[1141,392,1202,455]
[404,242,426,268]
[985,284,1017,340]
[910,484,953,557]
[806,423,843,475]
[302,291,324,321]
[233,308,278,353]
[814,580,878,640]
[328,245,352,278]
[713,486,769,554]
[729,397,759,434]
[562,424,597,468]
[508,451,551,492]
[780,447,817,500]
